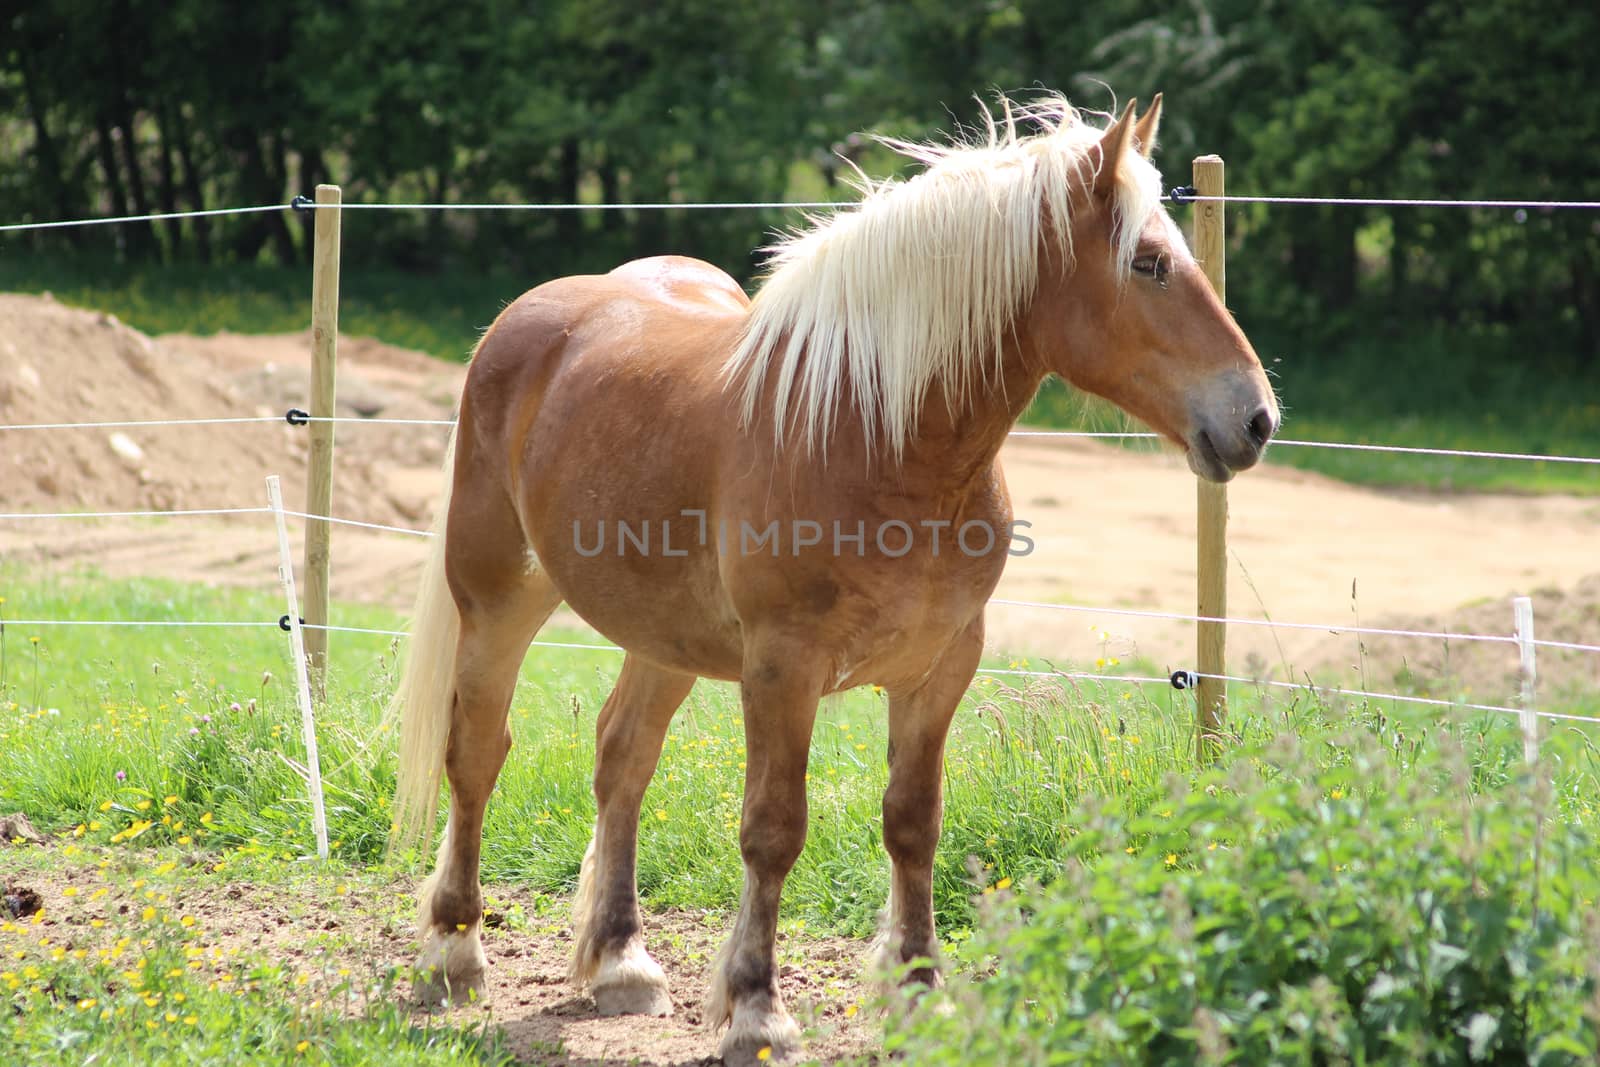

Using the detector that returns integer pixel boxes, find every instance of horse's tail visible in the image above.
[386,423,460,858]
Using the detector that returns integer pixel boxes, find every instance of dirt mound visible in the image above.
[0,293,460,525]
[1311,575,1600,707]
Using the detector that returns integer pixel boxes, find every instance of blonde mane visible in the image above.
[724,93,1165,461]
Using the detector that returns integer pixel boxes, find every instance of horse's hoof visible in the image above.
[413,963,486,1008]
[718,1010,802,1067]
[594,980,673,1017]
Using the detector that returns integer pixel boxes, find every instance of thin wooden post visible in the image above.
[1192,156,1228,762]
[303,183,341,697]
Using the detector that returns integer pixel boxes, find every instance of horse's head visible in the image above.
[1030,97,1279,482]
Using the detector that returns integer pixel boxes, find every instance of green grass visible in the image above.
[3,254,1597,494]
[6,568,1600,1061]
[3,565,1599,932]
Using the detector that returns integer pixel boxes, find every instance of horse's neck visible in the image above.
[894,343,1046,493]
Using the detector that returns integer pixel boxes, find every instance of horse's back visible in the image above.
[607,255,750,315]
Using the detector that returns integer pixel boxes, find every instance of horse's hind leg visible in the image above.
[570,655,695,1016]
[871,618,984,989]
[415,532,560,1005]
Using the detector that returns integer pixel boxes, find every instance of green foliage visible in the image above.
[889,733,1600,1065]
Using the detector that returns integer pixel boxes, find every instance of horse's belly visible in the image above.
[530,510,747,681]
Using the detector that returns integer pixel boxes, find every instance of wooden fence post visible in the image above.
[303,183,341,698]
[1192,156,1228,762]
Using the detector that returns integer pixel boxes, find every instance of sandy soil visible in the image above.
[2,291,1596,706]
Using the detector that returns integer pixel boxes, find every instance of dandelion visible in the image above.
[296,1040,310,1053]
[995,877,1013,891]
[654,809,668,821]
[163,795,179,805]
[756,1048,772,1062]
[844,1003,859,1018]
[1165,853,1178,867]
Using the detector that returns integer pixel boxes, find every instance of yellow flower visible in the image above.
[135,800,152,811]
[183,1015,197,1025]
[163,795,179,805]
[61,887,79,898]
[77,998,97,1011]
[654,809,668,821]
[756,1048,772,1062]
[200,813,213,825]
[844,1002,859,1018]
[1165,853,1178,867]
[995,877,1013,891]
[296,1041,310,1054]
[98,801,113,813]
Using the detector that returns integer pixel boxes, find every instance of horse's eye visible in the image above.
[1132,255,1168,287]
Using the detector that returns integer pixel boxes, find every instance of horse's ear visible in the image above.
[1093,100,1138,200]
[1133,93,1162,160]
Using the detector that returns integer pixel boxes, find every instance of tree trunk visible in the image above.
[16,46,79,243]
[93,114,134,256]
[173,106,211,264]
[155,104,182,259]
[556,136,582,247]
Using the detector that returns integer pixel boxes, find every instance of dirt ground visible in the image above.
[0,847,875,1065]
[2,291,1597,705]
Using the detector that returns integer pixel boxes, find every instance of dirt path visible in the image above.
[3,292,1596,704]
[0,847,875,1065]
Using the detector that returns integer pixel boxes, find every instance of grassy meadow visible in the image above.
[5,564,1600,1061]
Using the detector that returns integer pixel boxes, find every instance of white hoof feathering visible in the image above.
[413,926,487,1007]
[717,998,803,1067]
[592,939,673,1016]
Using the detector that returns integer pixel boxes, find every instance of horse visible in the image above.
[386,93,1278,1065]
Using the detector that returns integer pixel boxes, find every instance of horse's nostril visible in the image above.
[1246,407,1276,448]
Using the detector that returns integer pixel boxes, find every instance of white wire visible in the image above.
[1195,670,1600,723]
[0,416,286,433]
[988,597,1519,647]
[1184,194,1600,209]
[329,200,843,212]
[278,510,432,537]
[1007,429,1600,466]
[2,619,275,629]
[8,191,1597,235]
[300,416,456,426]
[0,506,270,521]
[0,204,286,233]
[1532,637,1600,654]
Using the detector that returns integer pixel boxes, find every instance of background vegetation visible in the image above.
[3,1,1599,494]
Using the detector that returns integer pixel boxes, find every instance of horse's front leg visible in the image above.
[706,651,824,1067]
[872,617,984,989]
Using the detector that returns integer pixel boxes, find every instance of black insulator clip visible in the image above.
[278,614,306,632]
[290,194,314,215]
[285,408,310,426]
[1168,186,1196,205]
[1170,669,1199,691]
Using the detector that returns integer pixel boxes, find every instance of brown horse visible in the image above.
[388,93,1277,1065]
